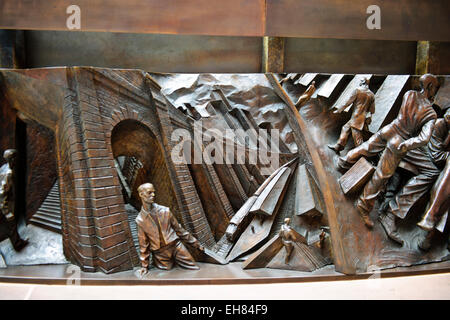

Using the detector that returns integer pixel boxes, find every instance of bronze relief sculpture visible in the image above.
[0,67,448,279]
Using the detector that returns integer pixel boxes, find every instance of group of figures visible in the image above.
[329,74,449,250]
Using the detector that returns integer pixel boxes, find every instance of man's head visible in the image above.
[3,149,17,168]
[284,217,291,226]
[360,77,370,88]
[138,183,155,206]
[419,74,439,101]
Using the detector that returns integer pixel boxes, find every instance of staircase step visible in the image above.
[43,198,61,205]
[30,181,62,234]
[37,206,61,216]
[29,217,61,233]
[39,202,61,209]
[31,213,61,225]
[35,211,61,221]
[369,75,410,133]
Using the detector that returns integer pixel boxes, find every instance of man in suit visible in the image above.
[328,78,375,154]
[136,183,204,276]
[279,218,296,264]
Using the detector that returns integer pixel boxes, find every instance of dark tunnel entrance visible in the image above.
[110,119,180,220]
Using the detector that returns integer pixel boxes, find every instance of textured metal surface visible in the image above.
[0,0,265,37]
[0,224,67,266]
[285,38,417,74]
[25,31,263,73]
[266,0,450,41]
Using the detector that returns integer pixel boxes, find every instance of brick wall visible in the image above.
[52,68,138,273]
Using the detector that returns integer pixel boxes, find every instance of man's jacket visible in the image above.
[136,203,199,267]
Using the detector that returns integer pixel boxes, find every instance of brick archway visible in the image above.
[109,117,180,218]
[2,67,216,272]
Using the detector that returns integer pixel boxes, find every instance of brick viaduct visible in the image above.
[2,67,217,273]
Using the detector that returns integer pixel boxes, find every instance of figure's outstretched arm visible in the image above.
[137,226,151,269]
[400,119,436,151]
[170,211,203,249]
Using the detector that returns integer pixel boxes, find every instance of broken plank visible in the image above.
[295,164,324,217]
[369,75,410,133]
[195,101,214,118]
[250,166,292,216]
[295,73,318,87]
[226,213,276,262]
[317,74,346,99]
[242,235,283,269]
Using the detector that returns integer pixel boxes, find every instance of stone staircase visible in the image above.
[29,181,62,233]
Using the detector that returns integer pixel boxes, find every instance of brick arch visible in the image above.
[110,119,159,170]
[108,115,180,221]
[105,104,159,142]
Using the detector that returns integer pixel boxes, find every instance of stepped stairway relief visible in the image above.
[29,181,62,233]
[193,80,332,262]
[211,158,328,265]
[178,90,301,257]
[125,204,140,253]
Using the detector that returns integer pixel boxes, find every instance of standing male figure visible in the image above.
[0,149,28,252]
[328,78,375,154]
[136,183,204,277]
[279,218,296,264]
[338,74,439,244]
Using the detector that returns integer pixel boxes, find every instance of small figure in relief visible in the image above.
[328,78,375,154]
[279,218,296,264]
[0,149,28,253]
